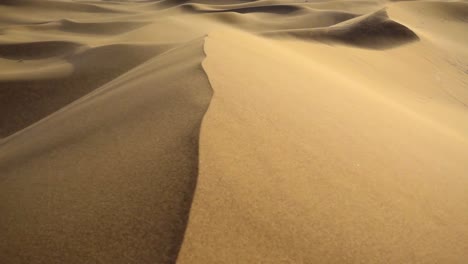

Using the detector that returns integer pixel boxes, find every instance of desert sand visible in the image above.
[0,0,467,263]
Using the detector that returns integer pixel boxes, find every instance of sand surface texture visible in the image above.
[1,0,468,263]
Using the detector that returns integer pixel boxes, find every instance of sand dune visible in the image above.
[0,38,212,263]
[0,43,173,137]
[36,19,151,35]
[1,0,468,263]
[178,27,468,263]
[264,9,420,49]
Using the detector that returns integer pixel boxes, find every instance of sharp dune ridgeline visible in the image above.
[0,0,467,263]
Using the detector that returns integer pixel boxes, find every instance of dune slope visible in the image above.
[0,36,212,264]
[178,28,468,263]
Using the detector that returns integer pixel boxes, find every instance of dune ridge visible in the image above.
[0,37,213,263]
[178,26,468,263]
[0,1,215,261]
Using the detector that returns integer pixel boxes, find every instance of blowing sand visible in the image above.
[1,0,468,263]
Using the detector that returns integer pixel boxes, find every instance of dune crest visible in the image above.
[178,27,468,263]
[0,2,215,261]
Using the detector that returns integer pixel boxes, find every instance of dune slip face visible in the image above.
[1,0,468,264]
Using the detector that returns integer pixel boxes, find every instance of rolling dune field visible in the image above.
[1,0,468,263]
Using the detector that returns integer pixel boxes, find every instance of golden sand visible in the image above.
[1,0,467,263]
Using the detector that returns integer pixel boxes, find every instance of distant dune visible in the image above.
[0,0,467,263]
